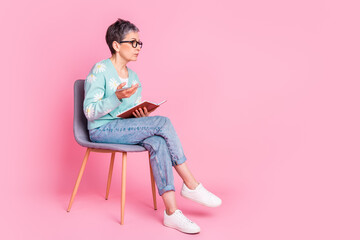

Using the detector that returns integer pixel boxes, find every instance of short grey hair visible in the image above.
[105,18,140,54]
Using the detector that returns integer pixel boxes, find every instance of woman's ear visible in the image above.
[112,41,120,52]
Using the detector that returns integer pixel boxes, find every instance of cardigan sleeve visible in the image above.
[83,72,122,122]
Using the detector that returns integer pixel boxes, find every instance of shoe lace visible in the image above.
[199,186,215,198]
[176,210,194,224]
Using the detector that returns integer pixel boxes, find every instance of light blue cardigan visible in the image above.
[83,58,142,130]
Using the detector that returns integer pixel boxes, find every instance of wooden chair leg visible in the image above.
[148,151,157,210]
[105,152,116,200]
[67,148,91,212]
[120,152,127,225]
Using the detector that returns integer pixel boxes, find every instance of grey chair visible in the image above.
[67,79,157,225]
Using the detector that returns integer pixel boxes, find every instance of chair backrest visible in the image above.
[73,79,90,145]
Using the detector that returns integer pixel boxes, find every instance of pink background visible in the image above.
[1,0,359,239]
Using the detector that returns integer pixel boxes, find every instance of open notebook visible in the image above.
[117,100,167,118]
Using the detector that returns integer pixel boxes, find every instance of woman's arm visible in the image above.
[83,72,122,121]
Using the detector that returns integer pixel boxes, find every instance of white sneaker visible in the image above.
[163,209,201,234]
[180,182,222,207]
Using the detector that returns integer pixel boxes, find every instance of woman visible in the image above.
[83,18,222,234]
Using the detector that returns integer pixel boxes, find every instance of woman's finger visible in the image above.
[116,82,127,90]
[144,107,149,116]
[123,88,137,98]
[135,109,140,117]
[138,108,145,117]
[132,111,138,118]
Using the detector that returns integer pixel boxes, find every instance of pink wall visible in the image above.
[1,0,359,239]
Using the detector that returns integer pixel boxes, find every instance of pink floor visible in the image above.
[3,150,358,240]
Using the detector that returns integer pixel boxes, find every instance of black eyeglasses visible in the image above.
[119,40,143,49]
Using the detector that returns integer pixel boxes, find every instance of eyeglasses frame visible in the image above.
[118,40,143,49]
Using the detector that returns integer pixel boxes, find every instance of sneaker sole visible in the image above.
[163,222,200,234]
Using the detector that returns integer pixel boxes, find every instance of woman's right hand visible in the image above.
[115,82,139,100]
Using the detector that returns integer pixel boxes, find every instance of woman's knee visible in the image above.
[142,135,167,152]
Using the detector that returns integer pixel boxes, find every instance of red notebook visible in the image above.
[117,100,167,118]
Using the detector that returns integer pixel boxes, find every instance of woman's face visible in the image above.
[116,31,141,62]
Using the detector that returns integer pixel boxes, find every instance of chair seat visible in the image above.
[76,137,147,152]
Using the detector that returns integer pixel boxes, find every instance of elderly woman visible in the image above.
[83,18,221,234]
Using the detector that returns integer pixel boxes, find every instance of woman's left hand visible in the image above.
[132,107,155,118]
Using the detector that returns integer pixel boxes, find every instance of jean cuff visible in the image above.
[172,155,187,166]
[158,185,175,196]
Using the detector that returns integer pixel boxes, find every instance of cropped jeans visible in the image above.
[89,115,187,196]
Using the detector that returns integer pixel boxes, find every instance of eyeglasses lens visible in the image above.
[132,40,142,48]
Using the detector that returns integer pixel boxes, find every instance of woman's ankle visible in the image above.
[184,181,200,190]
[166,208,178,215]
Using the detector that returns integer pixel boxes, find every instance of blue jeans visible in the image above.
[89,115,187,196]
